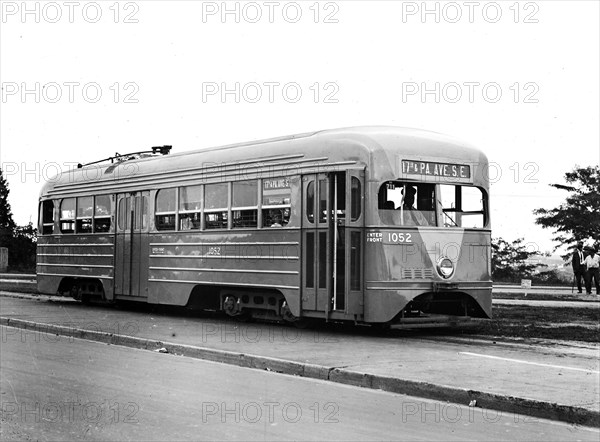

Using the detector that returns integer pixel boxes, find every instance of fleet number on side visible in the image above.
[367,232,413,243]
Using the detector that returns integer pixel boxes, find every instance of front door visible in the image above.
[115,191,149,297]
[302,171,364,319]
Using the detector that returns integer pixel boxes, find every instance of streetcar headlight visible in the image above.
[437,257,454,279]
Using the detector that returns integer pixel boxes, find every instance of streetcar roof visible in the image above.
[40,126,489,198]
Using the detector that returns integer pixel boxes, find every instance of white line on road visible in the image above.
[459,352,600,374]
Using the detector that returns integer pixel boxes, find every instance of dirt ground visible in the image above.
[472,304,600,343]
[493,292,599,302]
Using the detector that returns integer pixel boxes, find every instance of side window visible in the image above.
[378,181,435,227]
[94,195,112,233]
[179,185,202,230]
[318,178,327,223]
[134,195,145,230]
[439,185,458,227]
[439,185,486,228]
[40,200,54,235]
[76,196,93,233]
[460,186,486,228]
[60,198,75,233]
[351,177,361,222]
[141,196,148,229]
[118,197,129,231]
[335,173,346,221]
[306,180,315,224]
[204,183,228,229]
[156,188,177,231]
[232,180,258,228]
[262,178,291,228]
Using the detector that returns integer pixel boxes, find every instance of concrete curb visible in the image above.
[1,316,598,428]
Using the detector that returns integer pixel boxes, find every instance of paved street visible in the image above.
[2,331,599,441]
[1,294,599,425]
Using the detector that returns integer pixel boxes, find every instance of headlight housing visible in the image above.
[437,257,454,279]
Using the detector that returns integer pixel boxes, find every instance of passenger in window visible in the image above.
[402,186,429,226]
[270,210,283,227]
[383,201,396,210]
[181,217,193,231]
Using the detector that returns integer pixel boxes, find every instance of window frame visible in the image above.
[93,194,113,233]
[376,181,488,229]
[39,200,55,235]
[150,176,298,232]
[232,180,259,229]
[155,188,178,231]
[438,184,488,229]
[76,196,94,234]
[204,183,230,230]
[261,177,292,228]
[179,184,203,231]
[57,195,114,235]
[59,198,76,234]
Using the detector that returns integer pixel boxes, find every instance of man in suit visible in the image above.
[583,245,600,295]
[572,242,585,293]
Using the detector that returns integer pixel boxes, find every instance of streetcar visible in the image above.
[37,126,492,327]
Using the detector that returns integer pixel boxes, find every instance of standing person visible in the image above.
[583,246,600,295]
[572,242,585,293]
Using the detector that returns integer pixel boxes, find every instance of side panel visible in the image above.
[146,176,302,312]
[146,230,301,307]
[36,235,115,294]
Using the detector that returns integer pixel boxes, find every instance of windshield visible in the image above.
[378,181,487,228]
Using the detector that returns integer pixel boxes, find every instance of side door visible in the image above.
[345,169,365,318]
[301,171,364,319]
[115,191,149,297]
[302,173,332,315]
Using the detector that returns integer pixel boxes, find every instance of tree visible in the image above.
[9,223,37,271]
[491,237,545,282]
[0,169,16,248]
[0,169,38,271]
[533,165,600,258]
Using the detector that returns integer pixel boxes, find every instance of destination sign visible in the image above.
[263,178,290,190]
[263,178,291,206]
[401,160,471,179]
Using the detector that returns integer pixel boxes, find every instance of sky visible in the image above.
[1,0,599,256]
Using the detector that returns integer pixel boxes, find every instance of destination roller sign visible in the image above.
[401,160,471,179]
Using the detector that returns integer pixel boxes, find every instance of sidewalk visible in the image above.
[0,293,598,427]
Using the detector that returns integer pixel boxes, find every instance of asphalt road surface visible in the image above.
[1,329,598,441]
